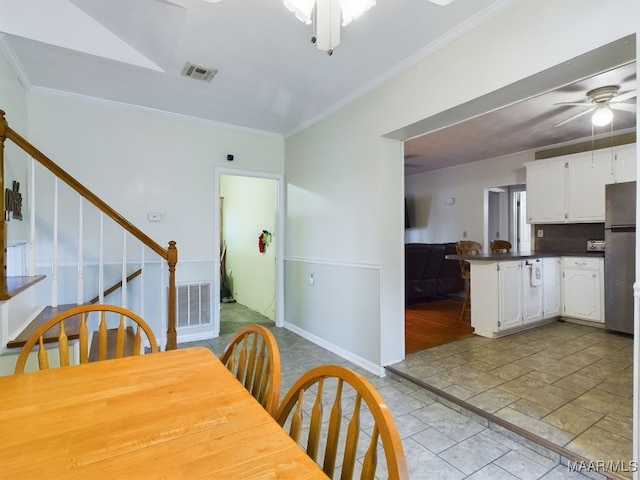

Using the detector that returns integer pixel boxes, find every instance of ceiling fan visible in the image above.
[554,85,637,127]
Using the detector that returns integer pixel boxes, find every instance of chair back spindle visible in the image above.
[220,325,281,418]
[14,304,158,374]
[276,364,408,480]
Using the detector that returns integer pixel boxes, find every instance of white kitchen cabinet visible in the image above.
[612,143,637,183]
[498,261,523,331]
[525,144,636,224]
[562,257,604,323]
[542,257,561,318]
[469,258,557,338]
[522,259,544,324]
[566,152,612,222]
[525,159,566,223]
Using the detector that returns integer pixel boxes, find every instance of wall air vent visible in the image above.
[181,62,218,82]
[174,282,213,329]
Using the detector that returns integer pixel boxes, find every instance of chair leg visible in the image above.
[460,279,470,322]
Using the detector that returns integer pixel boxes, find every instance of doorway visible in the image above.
[485,184,531,252]
[213,169,285,337]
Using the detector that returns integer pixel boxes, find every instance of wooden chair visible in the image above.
[456,240,482,322]
[220,324,281,418]
[490,239,512,253]
[14,304,158,374]
[275,364,409,480]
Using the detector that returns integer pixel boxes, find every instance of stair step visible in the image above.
[0,275,46,301]
[8,305,140,361]
[7,304,83,349]
[88,327,137,361]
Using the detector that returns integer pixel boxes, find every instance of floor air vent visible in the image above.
[181,62,217,82]
[176,282,212,328]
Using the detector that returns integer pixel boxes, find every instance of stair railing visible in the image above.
[0,110,178,350]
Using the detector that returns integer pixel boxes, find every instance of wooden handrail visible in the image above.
[0,110,178,350]
[0,112,167,259]
[88,269,142,305]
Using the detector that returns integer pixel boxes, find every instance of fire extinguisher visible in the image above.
[258,230,271,253]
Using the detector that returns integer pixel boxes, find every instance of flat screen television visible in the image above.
[405,198,411,229]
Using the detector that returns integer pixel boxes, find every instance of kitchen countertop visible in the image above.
[447,251,604,261]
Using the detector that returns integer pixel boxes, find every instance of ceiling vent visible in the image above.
[181,62,217,82]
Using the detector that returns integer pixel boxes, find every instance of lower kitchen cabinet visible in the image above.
[561,257,604,322]
[523,258,544,323]
[469,258,558,338]
[468,255,602,338]
[542,257,561,318]
[497,261,523,330]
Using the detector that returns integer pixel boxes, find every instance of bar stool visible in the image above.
[490,239,512,253]
[456,240,482,322]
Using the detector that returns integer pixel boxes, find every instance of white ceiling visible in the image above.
[0,0,636,175]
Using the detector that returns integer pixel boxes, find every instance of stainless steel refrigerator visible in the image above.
[604,181,636,334]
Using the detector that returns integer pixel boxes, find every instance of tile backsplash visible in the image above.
[533,223,605,254]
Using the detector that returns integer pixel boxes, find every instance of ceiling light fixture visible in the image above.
[591,104,614,127]
[284,0,376,55]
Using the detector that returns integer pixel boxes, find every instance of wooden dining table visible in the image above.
[0,346,328,479]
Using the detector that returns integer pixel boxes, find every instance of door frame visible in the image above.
[213,168,285,336]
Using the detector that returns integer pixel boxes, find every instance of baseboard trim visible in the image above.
[284,322,385,377]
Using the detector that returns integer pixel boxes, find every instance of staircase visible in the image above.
[0,110,178,375]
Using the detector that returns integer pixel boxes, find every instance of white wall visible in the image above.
[221,174,277,320]
[405,151,531,245]
[12,89,284,341]
[0,40,30,245]
[284,0,637,371]
[26,92,284,264]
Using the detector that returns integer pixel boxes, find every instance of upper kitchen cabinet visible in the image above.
[565,151,613,222]
[525,144,636,224]
[525,159,567,223]
[611,143,637,183]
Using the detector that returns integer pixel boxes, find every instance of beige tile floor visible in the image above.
[180,305,609,479]
[388,320,633,479]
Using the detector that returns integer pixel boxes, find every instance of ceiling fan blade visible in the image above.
[610,103,636,112]
[613,90,637,102]
[553,101,593,106]
[161,0,220,7]
[426,0,455,4]
[554,107,595,127]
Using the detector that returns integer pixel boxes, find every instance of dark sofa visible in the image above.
[405,243,465,303]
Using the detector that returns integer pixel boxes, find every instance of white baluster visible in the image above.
[77,197,83,305]
[99,213,104,305]
[140,243,145,319]
[160,257,166,349]
[121,230,127,308]
[51,178,58,307]
[28,158,36,276]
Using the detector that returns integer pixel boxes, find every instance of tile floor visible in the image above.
[179,305,613,479]
[388,320,633,480]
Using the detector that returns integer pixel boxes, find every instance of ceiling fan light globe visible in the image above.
[284,0,315,23]
[591,105,613,126]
